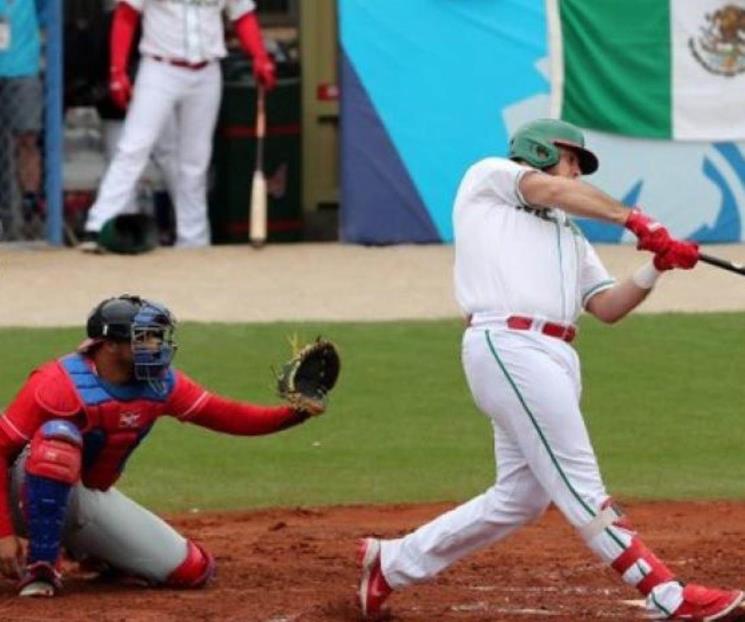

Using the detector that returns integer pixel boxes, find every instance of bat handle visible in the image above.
[255,86,265,170]
[699,252,745,276]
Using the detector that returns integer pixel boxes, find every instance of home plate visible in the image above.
[620,600,657,620]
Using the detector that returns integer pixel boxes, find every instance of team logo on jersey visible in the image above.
[158,0,221,6]
[119,411,142,429]
[689,5,745,76]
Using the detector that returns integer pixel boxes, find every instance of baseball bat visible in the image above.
[249,85,267,248]
[699,252,745,276]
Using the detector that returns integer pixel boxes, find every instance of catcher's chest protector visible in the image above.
[58,354,175,490]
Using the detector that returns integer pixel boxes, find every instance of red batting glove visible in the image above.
[109,70,133,110]
[653,240,700,271]
[624,208,672,254]
[253,56,277,90]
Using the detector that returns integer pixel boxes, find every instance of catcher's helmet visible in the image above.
[508,118,598,175]
[86,294,177,380]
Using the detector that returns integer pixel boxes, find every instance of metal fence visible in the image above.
[0,0,62,244]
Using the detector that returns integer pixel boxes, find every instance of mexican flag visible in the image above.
[548,0,745,140]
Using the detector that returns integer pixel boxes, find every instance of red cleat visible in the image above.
[357,538,392,618]
[667,583,744,621]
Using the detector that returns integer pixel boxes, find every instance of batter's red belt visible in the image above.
[506,315,576,343]
[149,55,210,71]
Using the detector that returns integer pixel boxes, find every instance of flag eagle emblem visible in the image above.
[689,4,745,76]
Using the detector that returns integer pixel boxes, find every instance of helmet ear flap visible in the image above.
[528,139,559,168]
[509,134,560,170]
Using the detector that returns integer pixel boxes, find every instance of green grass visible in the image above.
[1,314,744,511]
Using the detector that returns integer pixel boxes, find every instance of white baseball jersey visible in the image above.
[379,155,689,619]
[453,157,614,325]
[123,0,256,63]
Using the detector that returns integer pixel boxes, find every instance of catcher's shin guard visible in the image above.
[24,420,82,567]
[165,540,215,588]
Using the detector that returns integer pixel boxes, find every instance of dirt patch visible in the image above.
[3,500,745,621]
[2,243,745,326]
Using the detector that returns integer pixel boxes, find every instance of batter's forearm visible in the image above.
[585,278,653,323]
[556,182,631,224]
[521,174,630,224]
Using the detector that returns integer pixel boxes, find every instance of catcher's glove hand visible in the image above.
[277,337,341,416]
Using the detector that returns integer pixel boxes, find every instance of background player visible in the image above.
[82,0,276,249]
[358,119,744,621]
[0,294,323,597]
[0,0,46,240]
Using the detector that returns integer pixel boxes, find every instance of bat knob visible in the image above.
[250,240,266,250]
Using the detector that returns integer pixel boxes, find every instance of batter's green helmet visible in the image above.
[508,118,598,174]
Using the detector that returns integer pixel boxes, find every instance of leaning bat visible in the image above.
[249,85,267,248]
[699,253,745,276]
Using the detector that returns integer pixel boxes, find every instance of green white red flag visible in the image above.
[548,0,745,140]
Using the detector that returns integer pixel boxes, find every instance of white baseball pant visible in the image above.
[381,326,628,584]
[86,56,222,247]
[378,324,689,616]
[102,114,180,214]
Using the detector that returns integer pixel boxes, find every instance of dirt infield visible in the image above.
[1,501,744,621]
[3,243,745,326]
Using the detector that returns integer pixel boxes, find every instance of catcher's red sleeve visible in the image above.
[169,371,307,435]
[0,435,19,537]
[0,371,56,537]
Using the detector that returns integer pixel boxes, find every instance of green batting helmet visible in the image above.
[508,118,598,175]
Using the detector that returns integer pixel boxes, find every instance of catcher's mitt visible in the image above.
[277,337,341,415]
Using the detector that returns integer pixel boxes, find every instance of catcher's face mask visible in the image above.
[131,302,177,381]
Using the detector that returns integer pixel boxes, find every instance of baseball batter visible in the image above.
[82,0,276,248]
[358,119,743,620]
[0,295,323,597]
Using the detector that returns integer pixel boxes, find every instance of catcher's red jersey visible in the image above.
[0,352,302,537]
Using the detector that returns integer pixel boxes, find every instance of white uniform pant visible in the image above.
[381,326,622,586]
[85,56,222,247]
[11,451,188,582]
[102,115,179,214]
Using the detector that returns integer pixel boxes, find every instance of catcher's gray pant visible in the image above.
[10,451,188,583]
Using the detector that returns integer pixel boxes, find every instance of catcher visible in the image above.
[0,294,340,596]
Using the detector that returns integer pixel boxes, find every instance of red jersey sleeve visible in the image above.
[0,362,82,537]
[167,370,308,435]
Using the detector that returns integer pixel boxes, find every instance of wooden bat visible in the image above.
[249,85,267,248]
[699,252,745,276]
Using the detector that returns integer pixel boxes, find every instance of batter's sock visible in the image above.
[610,536,675,596]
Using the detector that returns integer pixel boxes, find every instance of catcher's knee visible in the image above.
[165,540,215,588]
[26,420,83,484]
